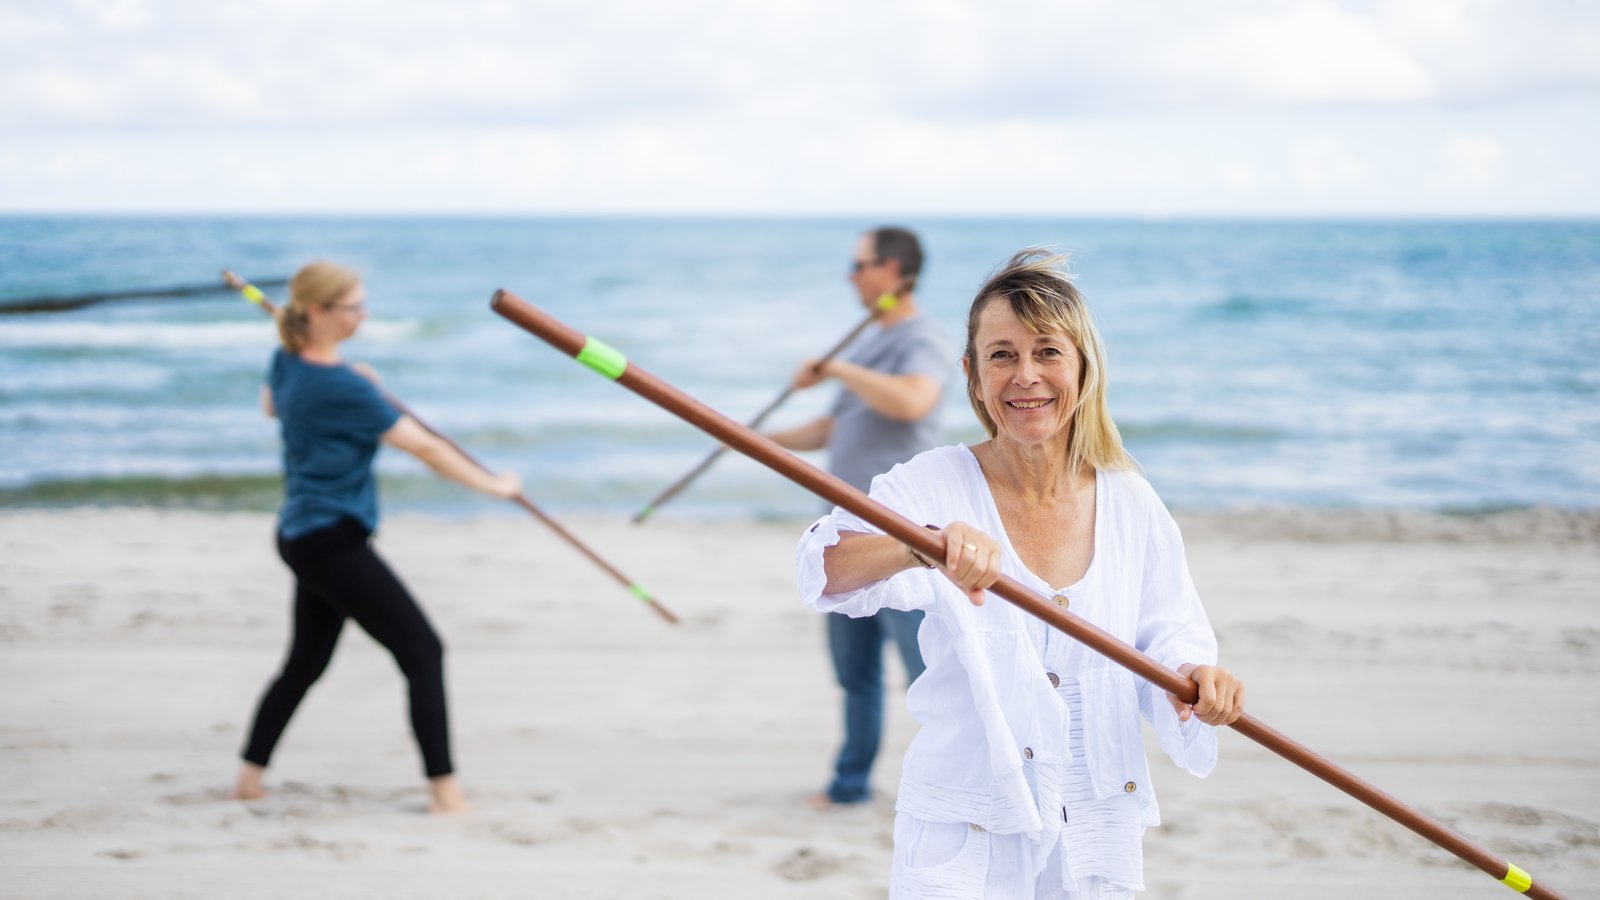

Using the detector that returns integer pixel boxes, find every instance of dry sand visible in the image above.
[1,508,1597,899]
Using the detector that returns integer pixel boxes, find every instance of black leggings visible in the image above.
[242,518,453,778]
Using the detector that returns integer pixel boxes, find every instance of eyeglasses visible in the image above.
[850,258,879,274]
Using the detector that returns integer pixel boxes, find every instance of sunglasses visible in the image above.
[850,258,879,274]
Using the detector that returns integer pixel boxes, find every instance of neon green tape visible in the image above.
[637,505,655,520]
[241,284,267,305]
[575,336,626,380]
[1500,863,1531,892]
[875,293,899,311]
[627,583,651,603]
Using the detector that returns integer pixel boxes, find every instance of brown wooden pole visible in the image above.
[490,287,1566,899]
[632,300,892,524]
[222,271,678,625]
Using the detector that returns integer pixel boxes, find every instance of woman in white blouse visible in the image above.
[797,249,1244,899]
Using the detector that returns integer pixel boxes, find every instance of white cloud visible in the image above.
[3,0,1598,131]
[1375,0,1600,102]
[43,145,119,178]
[1220,163,1263,192]
[1164,3,1434,103]
[68,0,154,30]
[0,1,1596,214]
[0,7,67,40]
[1291,137,1370,191]
[24,68,110,119]
[0,101,1594,216]
[1435,134,1505,189]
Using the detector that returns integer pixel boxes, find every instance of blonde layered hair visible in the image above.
[277,260,360,354]
[964,249,1136,475]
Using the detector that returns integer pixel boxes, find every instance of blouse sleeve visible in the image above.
[796,464,940,618]
[1133,493,1221,777]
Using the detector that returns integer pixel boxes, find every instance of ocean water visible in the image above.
[2,216,1597,520]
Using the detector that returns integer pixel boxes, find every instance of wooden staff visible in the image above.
[222,271,678,626]
[490,287,1566,899]
[631,295,897,524]
[0,277,289,314]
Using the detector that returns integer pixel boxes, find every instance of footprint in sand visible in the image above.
[1287,835,1327,859]
[267,832,368,860]
[481,820,558,847]
[161,787,229,806]
[48,597,95,624]
[775,846,845,881]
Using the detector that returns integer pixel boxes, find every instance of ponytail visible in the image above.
[276,305,312,353]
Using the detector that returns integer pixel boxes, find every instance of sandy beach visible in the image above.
[2,507,1597,899]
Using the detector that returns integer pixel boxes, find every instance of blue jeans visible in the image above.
[825,608,926,803]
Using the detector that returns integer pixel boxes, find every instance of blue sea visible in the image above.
[2,216,1596,520]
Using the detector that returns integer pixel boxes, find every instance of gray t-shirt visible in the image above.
[828,314,955,493]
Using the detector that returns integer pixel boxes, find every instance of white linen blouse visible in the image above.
[796,445,1220,858]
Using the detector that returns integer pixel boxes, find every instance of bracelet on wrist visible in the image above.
[905,523,941,569]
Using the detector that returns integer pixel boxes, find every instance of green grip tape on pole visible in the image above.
[627,583,652,603]
[576,336,627,380]
[1500,863,1532,893]
[875,293,899,311]
[242,284,267,305]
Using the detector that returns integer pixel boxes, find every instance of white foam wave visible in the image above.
[0,365,173,393]
[0,319,418,349]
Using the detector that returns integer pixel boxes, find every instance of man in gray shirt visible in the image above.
[769,226,954,806]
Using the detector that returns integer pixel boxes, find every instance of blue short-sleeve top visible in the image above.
[267,348,401,538]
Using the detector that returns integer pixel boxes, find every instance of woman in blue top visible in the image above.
[231,261,520,814]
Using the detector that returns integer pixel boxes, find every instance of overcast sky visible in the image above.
[2,0,1596,216]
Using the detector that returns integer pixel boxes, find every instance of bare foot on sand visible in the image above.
[805,790,866,809]
[229,762,266,800]
[428,775,470,814]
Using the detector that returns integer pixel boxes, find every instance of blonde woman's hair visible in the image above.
[277,260,360,354]
[963,248,1136,476]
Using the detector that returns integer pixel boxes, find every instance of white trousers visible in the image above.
[889,814,1140,899]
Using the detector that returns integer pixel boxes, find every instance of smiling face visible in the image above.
[959,248,1134,477]
[964,298,1084,449]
